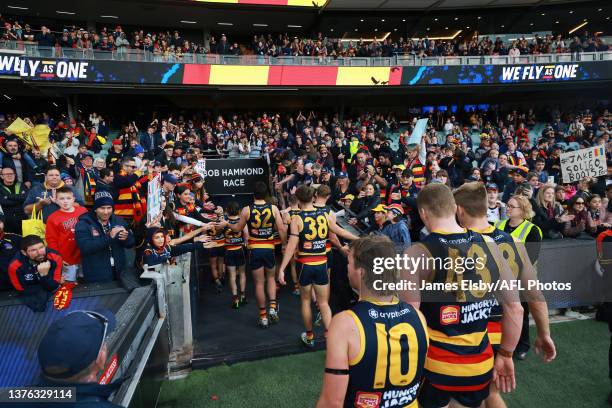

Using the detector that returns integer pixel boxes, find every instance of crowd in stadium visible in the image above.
[1,13,608,59]
[0,105,609,311]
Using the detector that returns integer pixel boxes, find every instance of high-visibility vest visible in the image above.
[347,140,359,163]
[495,219,542,243]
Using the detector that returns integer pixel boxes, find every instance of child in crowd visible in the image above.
[142,227,209,267]
[45,186,88,282]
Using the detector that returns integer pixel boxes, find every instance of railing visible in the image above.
[2,40,611,67]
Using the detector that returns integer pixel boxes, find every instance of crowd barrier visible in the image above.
[2,40,611,67]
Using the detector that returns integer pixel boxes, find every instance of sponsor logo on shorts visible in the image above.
[354,391,381,408]
[440,305,460,325]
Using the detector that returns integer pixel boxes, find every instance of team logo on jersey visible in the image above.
[354,391,381,408]
[251,229,259,235]
[303,242,313,249]
[440,305,460,325]
[368,309,379,319]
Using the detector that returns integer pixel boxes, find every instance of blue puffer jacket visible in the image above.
[371,220,412,252]
[75,211,135,283]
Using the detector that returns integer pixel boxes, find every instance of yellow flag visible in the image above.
[6,117,32,136]
[31,124,51,152]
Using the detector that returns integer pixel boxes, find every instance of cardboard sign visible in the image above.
[560,145,606,183]
[147,174,162,224]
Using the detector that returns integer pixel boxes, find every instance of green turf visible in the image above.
[158,319,610,408]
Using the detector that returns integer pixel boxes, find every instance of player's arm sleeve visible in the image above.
[316,313,351,408]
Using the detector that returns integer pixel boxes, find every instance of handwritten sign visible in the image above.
[560,145,606,183]
[195,159,207,179]
[147,174,161,224]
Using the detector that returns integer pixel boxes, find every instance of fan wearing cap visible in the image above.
[8,235,63,312]
[502,167,528,203]
[384,203,411,250]
[37,309,123,407]
[105,139,124,173]
[366,204,391,234]
[75,191,135,284]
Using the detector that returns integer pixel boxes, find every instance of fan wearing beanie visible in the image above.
[75,191,135,283]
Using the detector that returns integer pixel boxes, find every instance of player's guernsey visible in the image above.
[208,218,226,248]
[247,203,276,249]
[296,209,328,265]
[314,204,333,254]
[224,217,245,251]
[345,298,429,408]
[476,225,525,347]
[417,230,500,392]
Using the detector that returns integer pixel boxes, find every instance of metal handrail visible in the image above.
[1,40,610,67]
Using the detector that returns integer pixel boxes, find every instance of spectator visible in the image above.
[23,166,84,223]
[44,186,88,282]
[350,182,380,223]
[502,167,527,203]
[2,138,33,188]
[8,235,62,312]
[0,214,21,291]
[106,139,124,171]
[37,310,123,408]
[96,168,117,201]
[113,157,148,225]
[75,191,135,283]
[562,194,597,239]
[586,194,612,234]
[485,182,506,224]
[76,152,99,208]
[35,25,55,47]
[382,204,411,252]
[0,166,27,234]
[532,184,565,239]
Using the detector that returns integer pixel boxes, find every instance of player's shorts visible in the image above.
[418,378,490,408]
[210,246,225,258]
[225,248,246,267]
[249,248,276,270]
[297,262,329,286]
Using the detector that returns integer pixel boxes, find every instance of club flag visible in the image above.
[6,117,32,136]
[31,124,51,152]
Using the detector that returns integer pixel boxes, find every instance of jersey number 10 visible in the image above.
[373,323,419,389]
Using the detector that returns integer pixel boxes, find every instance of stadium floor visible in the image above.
[159,319,610,408]
[191,267,327,368]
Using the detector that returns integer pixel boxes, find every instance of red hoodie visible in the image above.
[45,206,88,265]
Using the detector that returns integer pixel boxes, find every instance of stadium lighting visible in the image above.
[598,8,602,11]
[3,94,11,101]
[7,5,28,10]
[381,19,385,22]
[56,10,76,15]
[402,19,406,22]
[413,29,462,41]
[555,21,560,24]
[340,32,391,42]
[541,12,545,16]
[568,20,588,34]
[360,19,364,22]
[253,23,268,27]
[100,15,119,19]
[218,22,234,26]
[180,20,197,24]
[569,10,574,14]
[434,18,438,21]
[287,25,302,28]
